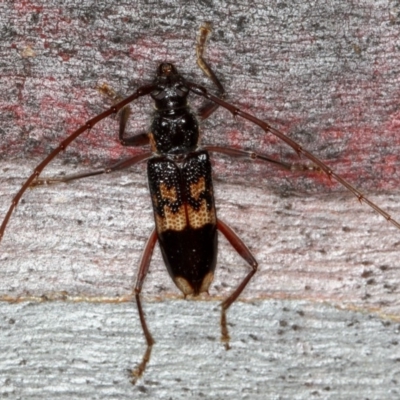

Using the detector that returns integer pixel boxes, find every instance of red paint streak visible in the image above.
[13,1,44,14]
[58,52,70,62]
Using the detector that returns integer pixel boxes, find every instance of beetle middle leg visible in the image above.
[30,114,153,186]
[205,145,322,173]
[30,152,152,186]
[217,219,258,349]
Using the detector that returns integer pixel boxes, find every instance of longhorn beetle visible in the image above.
[1,24,400,383]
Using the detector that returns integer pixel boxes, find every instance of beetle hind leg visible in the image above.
[217,219,258,349]
[129,228,158,385]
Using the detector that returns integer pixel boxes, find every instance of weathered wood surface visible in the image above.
[1,0,400,398]
[1,300,400,399]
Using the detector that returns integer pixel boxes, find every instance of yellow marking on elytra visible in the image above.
[187,178,216,229]
[188,200,215,229]
[153,180,216,232]
[174,277,194,295]
[199,272,214,293]
[190,177,206,200]
[174,272,214,296]
[155,205,186,232]
[159,182,178,202]
[153,182,186,232]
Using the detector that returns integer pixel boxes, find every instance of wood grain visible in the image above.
[1,0,400,398]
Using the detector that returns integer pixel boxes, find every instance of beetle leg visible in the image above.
[118,106,151,147]
[204,145,321,173]
[30,152,152,187]
[97,82,150,147]
[217,219,258,349]
[188,80,400,229]
[196,23,225,120]
[130,228,158,384]
[0,84,157,242]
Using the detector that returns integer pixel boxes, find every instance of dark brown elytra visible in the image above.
[1,24,400,383]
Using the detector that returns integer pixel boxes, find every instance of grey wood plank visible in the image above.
[1,300,399,399]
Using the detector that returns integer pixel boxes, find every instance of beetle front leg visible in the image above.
[196,23,225,120]
[118,106,151,147]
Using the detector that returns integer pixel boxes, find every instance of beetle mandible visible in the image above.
[1,24,400,382]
